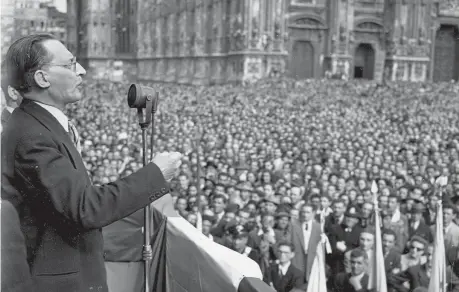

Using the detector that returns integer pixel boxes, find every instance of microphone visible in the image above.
[127,84,158,113]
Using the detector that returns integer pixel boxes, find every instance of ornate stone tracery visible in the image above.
[68,0,457,83]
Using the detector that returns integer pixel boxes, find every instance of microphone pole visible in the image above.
[127,84,159,292]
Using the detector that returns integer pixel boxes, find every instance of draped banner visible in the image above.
[149,194,275,292]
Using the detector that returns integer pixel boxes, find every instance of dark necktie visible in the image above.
[305,223,308,231]
[68,120,81,153]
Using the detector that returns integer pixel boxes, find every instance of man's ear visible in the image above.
[33,70,50,89]
[7,86,20,102]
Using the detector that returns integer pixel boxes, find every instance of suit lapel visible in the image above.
[307,222,318,251]
[361,274,369,289]
[418,265,429,286]
[295,222,305,250]
[2,108,11,123]
[20,100,82,169]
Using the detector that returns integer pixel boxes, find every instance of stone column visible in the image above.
[384,0,431,82]
[329,0,354,79]
[249,0,261,50]
[156,12,165,82]
[185,4,195,83]
[193,0,207,84]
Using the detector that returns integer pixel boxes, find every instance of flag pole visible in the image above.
[371,181,388,292]
[429,176,448,292]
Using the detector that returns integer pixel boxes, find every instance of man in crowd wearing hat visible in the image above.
[274,211,292,245]
[327,205,363,277]
[332,249,372,292]
[407,202,432,250]
[263,242,305,292]
[228,224,261,265]
[290,204,321,284]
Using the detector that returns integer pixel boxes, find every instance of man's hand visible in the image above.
[151,152,182,181]
[336,241,347,252]
[348,275,362,290]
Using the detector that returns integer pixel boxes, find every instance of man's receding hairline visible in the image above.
[41,39,71,62]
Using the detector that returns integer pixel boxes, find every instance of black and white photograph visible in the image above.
[1,0,459,292]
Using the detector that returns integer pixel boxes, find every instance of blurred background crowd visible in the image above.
[65,77,459,291]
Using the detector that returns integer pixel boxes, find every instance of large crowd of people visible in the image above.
[68,77,459,292]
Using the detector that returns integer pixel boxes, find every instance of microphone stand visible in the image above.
[134,92,159,292]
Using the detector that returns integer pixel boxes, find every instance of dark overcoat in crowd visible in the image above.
[1,100,169,292]
[327,223,363,276]
[332,272,371,292]
[1,199,33,292]
[263,262,306,292]
[384,248,402,273]
[210,214,227,238]
[388,264,429,292]
[408,220,433,245]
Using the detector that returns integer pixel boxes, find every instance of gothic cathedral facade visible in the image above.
[67,0,459,84]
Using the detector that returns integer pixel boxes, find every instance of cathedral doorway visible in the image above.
[291,40,314,79]
[354,43,375,80]
[433,25,459,82]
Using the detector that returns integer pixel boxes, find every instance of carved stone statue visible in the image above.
[274,19,281,39]
[339,26,346,41]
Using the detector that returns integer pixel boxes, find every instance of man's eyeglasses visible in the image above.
[46,58,77,72]
[410,246,424,251]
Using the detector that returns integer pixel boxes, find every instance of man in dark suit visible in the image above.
[324,198,346,235]
[1,34,182,292]
[264,242,305,292]
[332,249,372,292]
[382,229,402,292]
[210,194,228,238]
[407,204,433,249]
[327,205,363,277]
[290,203,321,284]
[382,229,402,274]
[1,200,33,292]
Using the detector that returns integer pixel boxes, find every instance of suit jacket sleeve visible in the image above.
[14,131,168,230]
[387,268,412,292]
[293,267,305,289]
[344,250,351,273]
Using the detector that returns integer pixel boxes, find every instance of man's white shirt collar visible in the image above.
[352,271,365,282]
[279,262,291,276]
[5,106,15,114]
[445,223,452,234]
[34,101,69,132]
[390,209,401,223]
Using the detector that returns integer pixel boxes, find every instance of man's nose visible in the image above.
[76,62,87,76]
